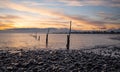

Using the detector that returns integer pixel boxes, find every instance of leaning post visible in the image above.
[66,21,72,50]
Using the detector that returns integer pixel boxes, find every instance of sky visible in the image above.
[0,0,120,30]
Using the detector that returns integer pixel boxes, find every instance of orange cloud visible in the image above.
[0,22,14,30]
[0,0,119,30]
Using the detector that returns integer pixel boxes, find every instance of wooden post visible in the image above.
[35,32,38,40]
[38,36,40,41]
[46,29,50,48]
[66,21,72,50]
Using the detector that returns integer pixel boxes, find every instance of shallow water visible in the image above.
[0,33,120,50]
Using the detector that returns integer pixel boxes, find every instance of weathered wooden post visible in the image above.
[46,28,50,48]
[38,35,40,41]
[35,32,38,40]
[66,21,72,50]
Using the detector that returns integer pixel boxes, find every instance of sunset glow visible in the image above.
[0,0,120,30]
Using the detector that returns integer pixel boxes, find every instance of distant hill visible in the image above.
[0,28,73,33]
[0,28,120,34]
[107,29,120,32]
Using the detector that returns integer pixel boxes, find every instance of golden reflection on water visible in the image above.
[5,33,30,48]
[0,33,120,50]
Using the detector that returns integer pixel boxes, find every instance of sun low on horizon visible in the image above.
[0,0,120,31]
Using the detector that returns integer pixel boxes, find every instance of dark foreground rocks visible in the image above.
[0,49,120,72]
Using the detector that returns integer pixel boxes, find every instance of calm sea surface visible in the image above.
[0,33,120,50]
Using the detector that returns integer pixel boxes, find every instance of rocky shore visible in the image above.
[83,45,120,58]
[0,48,120,72]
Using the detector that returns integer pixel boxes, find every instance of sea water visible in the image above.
[0,33,119,50]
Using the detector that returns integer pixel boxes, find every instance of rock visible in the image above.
[12,63,19,66]
[7,66,13,70]
[38,62,44,65]
[16,68,25,72]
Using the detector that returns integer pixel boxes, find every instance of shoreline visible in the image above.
[0,47,120,72]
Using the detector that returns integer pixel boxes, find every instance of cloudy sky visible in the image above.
[0,0,120,30]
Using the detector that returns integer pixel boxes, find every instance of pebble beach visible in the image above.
[0,46,120,72]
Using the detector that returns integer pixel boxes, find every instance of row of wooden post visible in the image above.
[35,21,72,50]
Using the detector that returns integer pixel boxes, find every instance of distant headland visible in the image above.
[0,28,120,34]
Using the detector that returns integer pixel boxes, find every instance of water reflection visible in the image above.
[0,33,120,50]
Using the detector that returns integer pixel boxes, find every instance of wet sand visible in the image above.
[0,47,120,72]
